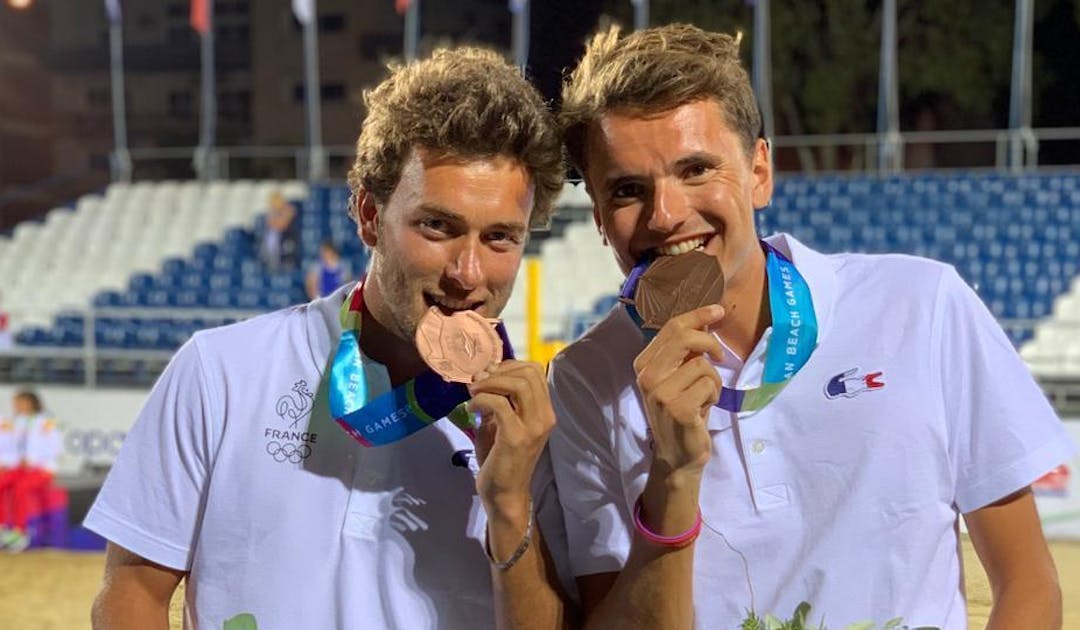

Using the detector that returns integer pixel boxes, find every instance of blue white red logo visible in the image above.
[824,368,885,399]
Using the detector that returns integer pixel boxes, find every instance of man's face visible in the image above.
[582,99,772,290]
[12,396,33,416]
[359,148,534,341]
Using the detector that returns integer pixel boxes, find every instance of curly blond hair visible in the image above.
[348,47,564,228]
[561,23,761,173]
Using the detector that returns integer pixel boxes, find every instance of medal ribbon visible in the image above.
[619,242,817,413]
[326,281,514,447]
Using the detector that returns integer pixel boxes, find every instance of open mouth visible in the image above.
[653,232,718,257]
[423,293,483,316]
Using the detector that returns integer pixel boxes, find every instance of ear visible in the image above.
[356,188,380,248]
[750,137,774,211]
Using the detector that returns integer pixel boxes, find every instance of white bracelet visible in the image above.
[483,499,534,571]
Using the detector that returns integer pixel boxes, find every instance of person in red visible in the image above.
[0,390,63,551]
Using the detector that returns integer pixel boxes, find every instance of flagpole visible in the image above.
[107,3,131,182]
[876,0,900,173]
[751,0,774,142]
[404,0,420,62]
[1008,0,1035,171]
[631,0,648,31]
[302,1,326,180]
[195,1,217,180]
[510,0,529,70]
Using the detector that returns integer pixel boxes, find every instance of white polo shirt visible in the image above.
[548,233,1075,629]
[21,413,63,472]
[86,284,570,630]
[0,416,22,468]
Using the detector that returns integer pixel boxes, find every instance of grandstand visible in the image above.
[3,171,1080,414]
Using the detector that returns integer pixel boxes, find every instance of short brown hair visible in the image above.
[348,47,564,228]
[561,23,761,173]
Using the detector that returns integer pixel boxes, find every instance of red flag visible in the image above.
[190,0,210,34]
[395,0,411,16]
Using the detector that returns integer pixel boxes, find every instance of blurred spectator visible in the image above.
[258,191,300,271]
[0,291,11,349]
[306,241,352,299]
[0,390,63,552]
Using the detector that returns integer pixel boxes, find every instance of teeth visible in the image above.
[431,297,473,310]
[656,236,706,256]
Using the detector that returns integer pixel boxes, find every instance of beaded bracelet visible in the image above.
[484,499,534,571]
[633,495,702,548]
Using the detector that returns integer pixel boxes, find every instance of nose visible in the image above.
[646,180,690,233]
[446,238,484,290]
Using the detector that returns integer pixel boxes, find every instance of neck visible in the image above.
[713,246,770,361]
[357,279,427,386]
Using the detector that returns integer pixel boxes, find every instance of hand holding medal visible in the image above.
[623,250,727,475]
[415,305,553,568]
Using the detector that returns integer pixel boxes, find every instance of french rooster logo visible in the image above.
[276,380,315,428]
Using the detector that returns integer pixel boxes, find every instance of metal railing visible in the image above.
[0,306,264,387]
[112,128,1080,182]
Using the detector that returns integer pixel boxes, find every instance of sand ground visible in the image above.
[0,539,1077,629]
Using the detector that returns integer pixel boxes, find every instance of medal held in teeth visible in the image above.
[631,250,725,329]
[415,307,504,383]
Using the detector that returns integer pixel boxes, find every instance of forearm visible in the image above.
[486,495,573,630]
[91,583,173,630]
[584,465,701,630]
[986,577,1062,630]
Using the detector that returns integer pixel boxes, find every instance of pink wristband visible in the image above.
[632,495,702,548]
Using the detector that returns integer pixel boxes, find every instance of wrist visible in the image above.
[479,490,532,523]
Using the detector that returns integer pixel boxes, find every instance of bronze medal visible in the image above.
[634,250,725,329]
[415,307,503,383]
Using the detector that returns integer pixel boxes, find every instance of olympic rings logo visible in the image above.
[265,441,312,464]
[65,430,126,457]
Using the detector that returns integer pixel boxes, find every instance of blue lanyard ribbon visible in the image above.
[620,243,817,412]
[326,282,513,447]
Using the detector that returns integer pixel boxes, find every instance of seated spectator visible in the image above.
[0,390,63,552]
[305,241,352,299]
[258,192,300,271]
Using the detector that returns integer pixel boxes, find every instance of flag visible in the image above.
[190,0,210,35]
[508,0,526,14]
[395,0,411,15]
[292,0,315,25]
[104,0,121,24]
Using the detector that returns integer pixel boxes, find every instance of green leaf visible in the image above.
[223,613,258,630]
[841,622,875,630]
[883,618,904,629]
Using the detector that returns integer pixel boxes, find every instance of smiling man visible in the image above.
[86,47,573,630]
[546,23,1074,629]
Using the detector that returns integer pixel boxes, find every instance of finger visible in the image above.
[634,328,724,379]
[641,357,722,418]
[475,361,549,410]
[469,371,544,432]
[467,391,525,435]
[667,304,725,332]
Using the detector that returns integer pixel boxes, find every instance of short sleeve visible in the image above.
[932,266,1077,513]
[83,336,221,570]
[548,356,633,577]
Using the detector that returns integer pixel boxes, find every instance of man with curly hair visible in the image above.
[87,46,573,629]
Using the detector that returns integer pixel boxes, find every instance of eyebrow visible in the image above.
[672,151,720,170]
[417,203,528,235]
[600,151,721,192]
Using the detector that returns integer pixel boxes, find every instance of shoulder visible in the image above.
[549,306,640,397]
[188,289,341,367]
